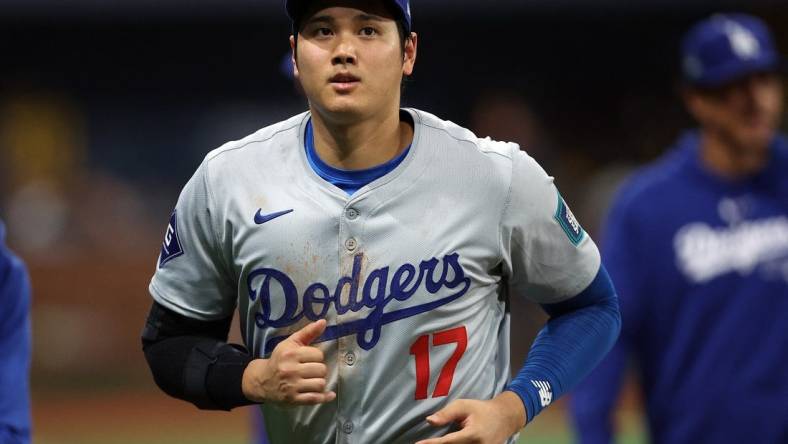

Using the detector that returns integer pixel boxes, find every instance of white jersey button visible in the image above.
[346,208,359,220]
[342,421,354,434]
[344,238,358,251]
[344,351,356,366]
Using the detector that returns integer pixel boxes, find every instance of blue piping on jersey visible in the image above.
[305,119,411,196]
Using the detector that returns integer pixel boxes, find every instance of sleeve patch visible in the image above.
[554,194,585,246]
[158,210,184,268]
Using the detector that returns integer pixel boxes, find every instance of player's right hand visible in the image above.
[242,319,336,405]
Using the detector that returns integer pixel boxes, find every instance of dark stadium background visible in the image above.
[1,1,785,443]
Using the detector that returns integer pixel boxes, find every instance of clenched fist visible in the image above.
[242,319,337,405]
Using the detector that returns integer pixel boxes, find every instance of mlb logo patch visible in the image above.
[159,210,184,268]
[554,194,585,246]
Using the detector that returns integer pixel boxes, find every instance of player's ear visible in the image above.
[290,35,300,79]
[683,87,709,125]
[403,32,418,76]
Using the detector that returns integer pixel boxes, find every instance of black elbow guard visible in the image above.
[186,340,253,410]
[142,302,254,411]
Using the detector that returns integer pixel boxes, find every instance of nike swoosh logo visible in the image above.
[254,209,294,225]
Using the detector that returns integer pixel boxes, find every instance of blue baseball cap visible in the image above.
[681,14,783,88]
[285,0,412,33]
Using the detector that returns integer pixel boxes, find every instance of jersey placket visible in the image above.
[335,202,365,443]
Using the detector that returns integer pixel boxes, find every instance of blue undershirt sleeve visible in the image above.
[505,265,621,423]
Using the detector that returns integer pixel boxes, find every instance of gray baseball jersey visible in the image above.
[149,108,600,444]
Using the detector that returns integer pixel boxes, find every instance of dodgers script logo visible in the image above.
[247,252,471,354]
[674,216,788,283]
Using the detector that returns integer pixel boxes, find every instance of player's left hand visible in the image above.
[415,391,527,444]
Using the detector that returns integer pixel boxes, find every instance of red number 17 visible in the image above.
[409,326,468,400]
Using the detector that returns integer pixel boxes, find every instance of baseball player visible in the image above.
[0,220,32,444]
[570,14,788,444]
[142,1,621,443]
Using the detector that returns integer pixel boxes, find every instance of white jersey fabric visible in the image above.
[149,108,601,444]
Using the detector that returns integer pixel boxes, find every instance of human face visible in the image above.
[291,0,417,124]
[686,73,784,154]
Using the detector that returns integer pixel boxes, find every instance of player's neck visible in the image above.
[310,108,413,171]
[699,129,769,179]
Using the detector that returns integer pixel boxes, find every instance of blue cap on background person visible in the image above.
[285,0,412,33]
[681,13,784,88]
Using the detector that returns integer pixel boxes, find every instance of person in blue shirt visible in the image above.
[0,221,32,444]
[570,13,788,444]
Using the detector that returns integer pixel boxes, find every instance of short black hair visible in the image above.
[290,0,409,35]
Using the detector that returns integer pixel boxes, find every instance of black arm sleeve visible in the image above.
[141,301,255,410]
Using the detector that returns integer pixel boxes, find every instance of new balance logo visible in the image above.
[531,380,552,407]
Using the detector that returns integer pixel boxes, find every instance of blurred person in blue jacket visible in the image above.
[0,220,32,444]
[570,13,788,444]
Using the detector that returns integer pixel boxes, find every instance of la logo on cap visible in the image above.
[724,21,760,60]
